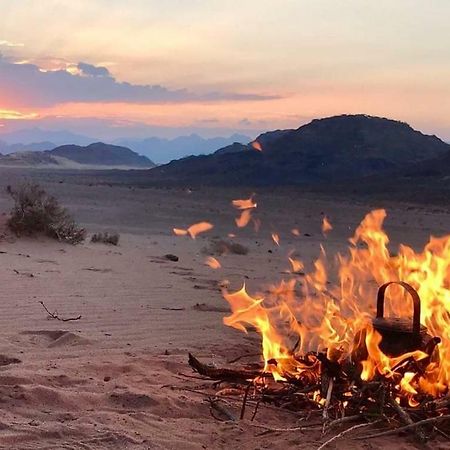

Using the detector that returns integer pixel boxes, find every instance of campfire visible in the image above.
[178,205,450,443]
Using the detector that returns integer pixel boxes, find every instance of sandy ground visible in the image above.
[0,168,448,449]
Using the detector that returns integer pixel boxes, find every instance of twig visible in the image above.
[208,398,237,422]
[356,414,450,440]
[240,384,251,420]
[244,420,323,433]
[188,353,262,382]
[317,421,379,450]
[322,377,334,421]
[39,301,81,322]
[325,414,364,430]
[389,396,426,442]
[251,399,261,421]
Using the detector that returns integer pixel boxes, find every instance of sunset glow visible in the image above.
[0,1,449,140]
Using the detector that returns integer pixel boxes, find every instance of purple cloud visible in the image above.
[77,62,111,77]
[0,56,277,107]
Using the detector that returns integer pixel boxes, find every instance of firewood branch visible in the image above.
[188,353,263,382]
[39,301,82,322]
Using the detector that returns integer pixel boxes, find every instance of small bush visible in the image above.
[91,232,120,246]
[6,183,86,245]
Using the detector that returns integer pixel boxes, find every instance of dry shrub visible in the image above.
[6,183,86,244]
[91,232,120,246]
[203,239,249,256]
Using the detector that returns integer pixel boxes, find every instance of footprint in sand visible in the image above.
[20,330,91,348]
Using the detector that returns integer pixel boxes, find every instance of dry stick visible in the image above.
[39,301,81,321]
[422,395,450,411]
[244,421,323,433]
[188,353,262,382]
[389,396,427,442]
[326,414,364,430]
[240,384,251,420]
[208,398,238,422]
[163,385,307,419]
[357,415,450,440]
[251,399,261,421]
[322,377,334,421]
[317,421,380,450]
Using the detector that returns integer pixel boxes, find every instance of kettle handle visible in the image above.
[376,281,421,336]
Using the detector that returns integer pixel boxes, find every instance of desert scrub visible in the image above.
[91,232,120,246]
[6,183,86,244]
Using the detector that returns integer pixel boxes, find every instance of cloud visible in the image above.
[77,62,111,77]
[0,40,24,47]
[0,109,38,120]
[239,118,252,126]
[0,56,277,107]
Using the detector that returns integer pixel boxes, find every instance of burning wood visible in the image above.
[185,208,450,442]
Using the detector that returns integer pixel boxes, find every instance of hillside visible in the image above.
[48,142,154,167]
[146,115,450,186]
[0,142,155,168]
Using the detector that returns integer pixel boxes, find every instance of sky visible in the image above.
[0,0,449,141]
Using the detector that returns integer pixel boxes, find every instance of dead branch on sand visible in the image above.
[39,301,81,322]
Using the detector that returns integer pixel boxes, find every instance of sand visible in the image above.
[0,169,448,449]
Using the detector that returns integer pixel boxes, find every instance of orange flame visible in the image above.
[232,197,257,210]
[235,209,252,228]
[173,221,213,239]
[271,233,280,246]
[205,256,221,269]
[288,257,304,274]
[222,209,450,404]
[322,216,333,235]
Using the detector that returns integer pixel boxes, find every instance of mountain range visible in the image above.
[144,115,450,200]
[0,131,251,164]
[0,142,154,168]
[114,133,251,164]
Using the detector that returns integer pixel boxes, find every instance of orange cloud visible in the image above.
[0,109,38,120]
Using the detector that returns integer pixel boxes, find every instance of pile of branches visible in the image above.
[6,183,86,245]
[187,352,450,446]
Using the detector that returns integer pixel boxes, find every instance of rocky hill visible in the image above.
[48,142,154,167]
[0,142,154,168]
[146,115,450,186]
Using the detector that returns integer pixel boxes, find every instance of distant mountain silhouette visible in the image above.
[0,140,55,155]
[0,128,93,146]
[0,142,154,168]
[146,114,450,186]
[48,142,154,167]
[116,133,251,164]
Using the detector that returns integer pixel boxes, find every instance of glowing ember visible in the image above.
[205,256,221,269]
[235,209,252,228]
[173,221,213,239]
[232,196,257,210]
[322,216,333,235]
[222,209,450,404]
[173,228,188,236]
[288,256,304,274]
[271,233,280,246]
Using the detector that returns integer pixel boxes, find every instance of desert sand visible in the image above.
[0,168,448,449]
